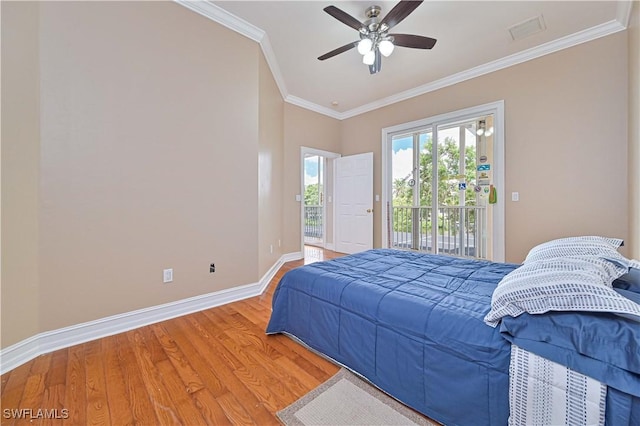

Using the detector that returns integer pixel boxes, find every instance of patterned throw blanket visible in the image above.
[509,345,607,426]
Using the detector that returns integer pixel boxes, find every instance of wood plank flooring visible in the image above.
[1,247,344,425]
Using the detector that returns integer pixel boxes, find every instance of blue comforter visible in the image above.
[267,249,518,425]
[266,249,640,425]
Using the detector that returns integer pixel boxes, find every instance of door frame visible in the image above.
[380,100,505,261]
[300,147,341,254]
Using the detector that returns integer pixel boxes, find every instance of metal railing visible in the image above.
[304,205,323,244]
[390,205,486,258]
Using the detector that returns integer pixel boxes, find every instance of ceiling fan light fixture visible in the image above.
[363,50,376,65]
[378,39,394,57]
[357,38,373,55]
[318,1,435,74]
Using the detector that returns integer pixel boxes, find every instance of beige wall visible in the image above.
[258,53,285,275]
[1,2,41,347]
[1,1,270,347]
[1,1,635,351]
[282,104,341,253]
[629,2,640,259]
[342,32,629,262]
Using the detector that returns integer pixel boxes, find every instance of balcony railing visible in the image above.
[304,205,323,245]
[390,205,486,258]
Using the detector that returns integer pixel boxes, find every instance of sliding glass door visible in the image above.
[389,115,495,259]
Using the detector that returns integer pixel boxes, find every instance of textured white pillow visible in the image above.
[524,236,626,266]
[484,256,639,327]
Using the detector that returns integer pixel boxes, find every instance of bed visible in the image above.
[266,240,640,425]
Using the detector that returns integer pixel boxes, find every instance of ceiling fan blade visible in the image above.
[369,49,382,74]
[323,6,363,31]
[390,33,437,49]
[318,41,358,61]
[380,1,423,30]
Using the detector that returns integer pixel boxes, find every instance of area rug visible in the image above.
[277,369,439,425]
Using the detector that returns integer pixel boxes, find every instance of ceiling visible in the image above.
[179,1,632,119]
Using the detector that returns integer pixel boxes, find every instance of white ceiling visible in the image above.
[178,1,632,119]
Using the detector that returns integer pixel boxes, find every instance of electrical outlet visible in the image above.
[210,263,215,273]
[163,268,173,283]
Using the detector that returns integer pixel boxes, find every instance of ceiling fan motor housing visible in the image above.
[365,5,381,19]
[364,5,383,34]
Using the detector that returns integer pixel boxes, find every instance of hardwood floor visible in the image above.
[1,247,344,425]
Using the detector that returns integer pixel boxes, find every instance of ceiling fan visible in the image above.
[318,0,437,74]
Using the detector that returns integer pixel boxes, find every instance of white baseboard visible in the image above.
[325,243,335,251]
[0,251,301,375]
[282,251,303,262]
[256,251,301,293]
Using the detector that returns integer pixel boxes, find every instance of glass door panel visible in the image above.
[304,155,324,246]
[417,131,433,251]
[436,123,478,256]
[391,134,414,249]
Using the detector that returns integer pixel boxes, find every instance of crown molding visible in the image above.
[339,18,626,120]
[175,1,289,101]
[259,33,288,100]
[616,0,633,28]
[176,1,630,122]
[175,0,264,42]
[286,95,343,120]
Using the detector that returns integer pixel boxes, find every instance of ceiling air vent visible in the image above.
[508,15,546,41]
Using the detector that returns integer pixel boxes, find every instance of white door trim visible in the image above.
[381,100,505,261]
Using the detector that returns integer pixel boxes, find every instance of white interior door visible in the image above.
[335,152,374,254]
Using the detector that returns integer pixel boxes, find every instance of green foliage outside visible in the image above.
[304,183,322,227]
[304,183,320,206]
[392,135,477,233]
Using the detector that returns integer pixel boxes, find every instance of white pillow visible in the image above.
[484,256,639,327]
[524,236,627,267]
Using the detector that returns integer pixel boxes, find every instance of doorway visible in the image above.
[300,147,341,253]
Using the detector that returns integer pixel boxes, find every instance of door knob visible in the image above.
[367,209,373,213]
